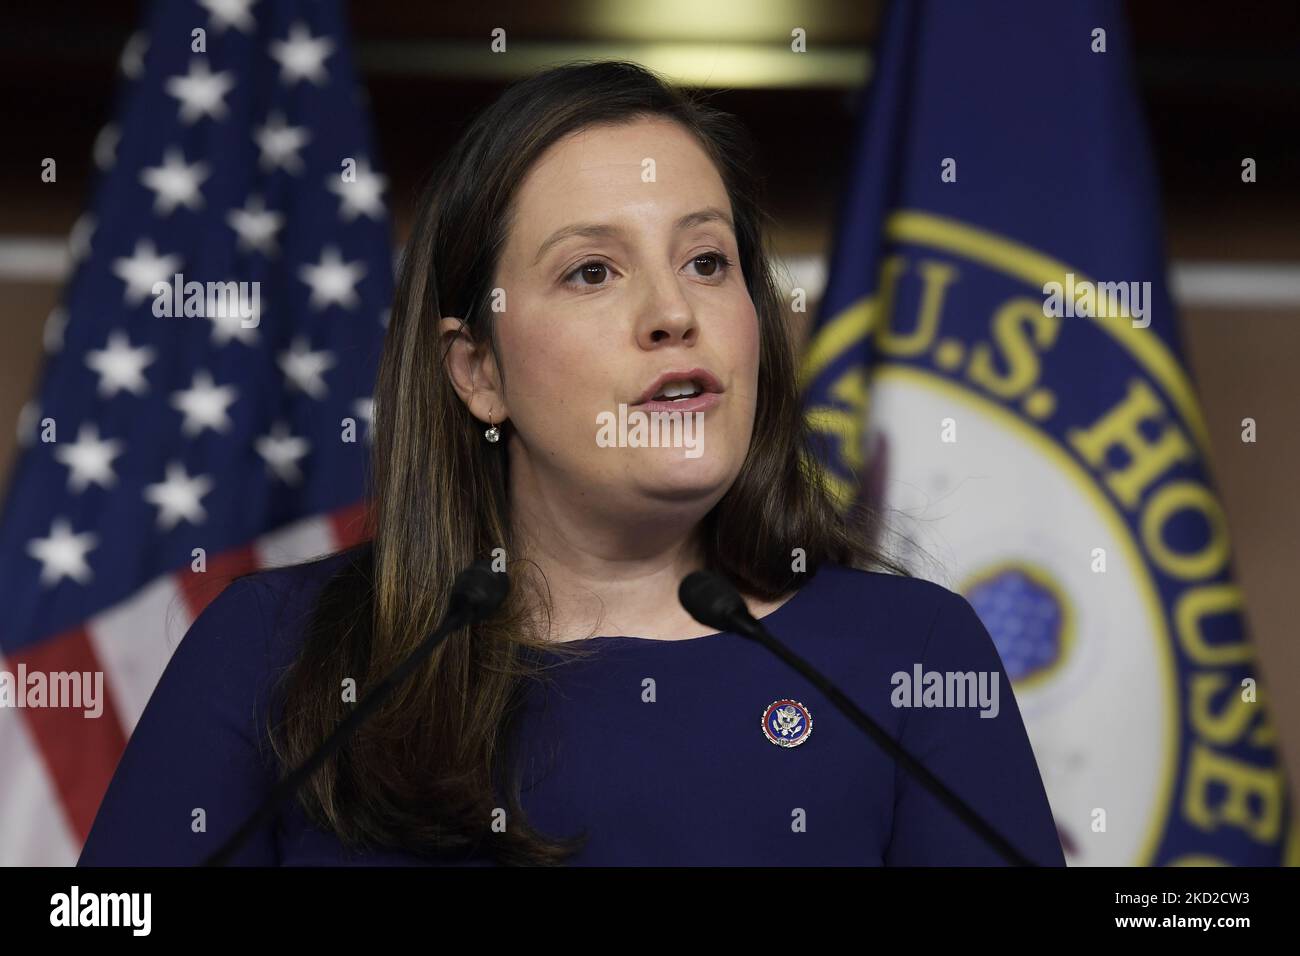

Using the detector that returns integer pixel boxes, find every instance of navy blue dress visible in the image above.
[78,553,1065,866]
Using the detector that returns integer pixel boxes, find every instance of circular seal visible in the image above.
[761,698,813,748]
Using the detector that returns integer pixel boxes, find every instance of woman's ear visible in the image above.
[438,316,507,425]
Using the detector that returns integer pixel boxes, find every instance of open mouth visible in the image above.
[650,380,704,402]
[633,367,723,406]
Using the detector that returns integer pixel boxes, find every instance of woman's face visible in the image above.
[470,115,761,525]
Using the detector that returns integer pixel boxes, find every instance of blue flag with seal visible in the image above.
[800,0,1296,865]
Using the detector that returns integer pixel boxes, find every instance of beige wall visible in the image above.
[1,283,55,474]
[1178,307,1300,795]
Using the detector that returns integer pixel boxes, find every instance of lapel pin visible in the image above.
[762,698,813,748]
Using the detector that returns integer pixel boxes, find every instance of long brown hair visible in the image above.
[268,59,908,865]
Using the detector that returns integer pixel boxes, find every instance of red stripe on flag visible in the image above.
[175,544,259,621]
[329,500,372,550]
[14,627,128,843]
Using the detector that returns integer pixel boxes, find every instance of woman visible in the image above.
[79,60,1064,867]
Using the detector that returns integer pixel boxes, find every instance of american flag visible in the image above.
[0,0,392,864]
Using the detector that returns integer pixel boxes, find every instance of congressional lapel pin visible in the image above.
[762,698,812,748]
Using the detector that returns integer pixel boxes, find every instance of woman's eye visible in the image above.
[691,252,733,278]
[562,252,733,289]
[564,260,610,286]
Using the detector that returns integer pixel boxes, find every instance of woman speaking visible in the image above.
[79,60,1064,867]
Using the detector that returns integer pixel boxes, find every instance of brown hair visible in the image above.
[268,59,907,865]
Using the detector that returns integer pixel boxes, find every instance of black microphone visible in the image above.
[203,559,510,866]
[679,569,1036,867]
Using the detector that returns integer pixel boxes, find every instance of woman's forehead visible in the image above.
[508,122,730,255]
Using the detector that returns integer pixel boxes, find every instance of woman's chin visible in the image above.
[627,451,735,501]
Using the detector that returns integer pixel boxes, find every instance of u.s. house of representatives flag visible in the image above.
[0,0,391,865]
[800,0,1296,865]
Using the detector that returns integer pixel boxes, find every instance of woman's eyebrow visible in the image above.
[531,207,735,267]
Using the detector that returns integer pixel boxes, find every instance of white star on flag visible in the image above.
[352,396,374,442]
[256,422,310,485]
[44,306,68,354]
[53,423,125,493]
[143,462,214,530]
[328,158,387,221]
[278,337,336,399]
[67,213,96,264]
[207,300,262,347]
[299,246,366,310]
[171,370,239,436]
[85,330,156,397]
[198,0,259,33]
[111,237,182,305]
[140,147,210,216]
[16,401,40,449]
[119,31,148,79]
[165,58,237,124]
[94,123,120,171]
[254,111,311,175]
[227,195,284,256]
[269,22,335,86]
[27,517,98,587]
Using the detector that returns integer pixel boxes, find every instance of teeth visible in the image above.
[653,380,700,400]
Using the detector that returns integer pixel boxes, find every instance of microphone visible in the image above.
[203,559,510,866]
[679,569,1036,867]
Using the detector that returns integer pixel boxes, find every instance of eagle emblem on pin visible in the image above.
[762,698,812,748]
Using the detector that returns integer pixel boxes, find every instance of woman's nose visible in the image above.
[636,274,698,346]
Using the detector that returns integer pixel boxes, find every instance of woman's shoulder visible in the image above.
[799,561,993,663]
[228,546,364,617]
[183,545,366,671]
[808,561,968,626]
